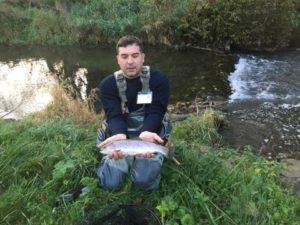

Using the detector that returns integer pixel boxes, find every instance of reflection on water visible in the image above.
[0,45,236,117]
[0,59,56,119]
[74,68,88,100]
[0,53,93,119]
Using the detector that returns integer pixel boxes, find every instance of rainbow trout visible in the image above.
[100,139,172,158]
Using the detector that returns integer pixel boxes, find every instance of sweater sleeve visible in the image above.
[140,71,169,133]
[99,75,127,135]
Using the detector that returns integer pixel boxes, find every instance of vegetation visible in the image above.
[0,92,299,224]
[0,0,299,51]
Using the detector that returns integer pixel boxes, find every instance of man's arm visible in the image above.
[100,75,128,136]
[98,75,128,150]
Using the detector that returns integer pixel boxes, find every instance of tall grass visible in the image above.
[0,106,299,224]
[28,84,100,125]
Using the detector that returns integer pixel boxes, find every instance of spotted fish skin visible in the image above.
[100,139,169,157]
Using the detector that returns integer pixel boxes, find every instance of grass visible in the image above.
[28,84,101,125]
[0,101,299,224]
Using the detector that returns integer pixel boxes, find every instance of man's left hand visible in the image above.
[138,131,164,158]
[139,131,164,144]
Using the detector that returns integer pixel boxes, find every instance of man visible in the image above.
[96,36,170,190]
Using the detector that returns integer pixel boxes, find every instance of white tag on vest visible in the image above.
[137,91,152,104]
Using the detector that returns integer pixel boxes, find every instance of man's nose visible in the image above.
[127,56,133,64]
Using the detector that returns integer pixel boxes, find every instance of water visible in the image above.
[229,53,300,104]
[0,45,235,117]
[222,50,300,159]
[0,45,299,159]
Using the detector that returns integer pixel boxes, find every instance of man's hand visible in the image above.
[138,131,164,158]
[139,131,164,144]
[108,149,123,160]
[97,133,127,148]
[97,134,127,160]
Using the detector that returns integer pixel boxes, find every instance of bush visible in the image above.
[27,8,74,45]
[0,3,30,44]
[171,109,224,147]
[178,0,295,50]
[0,0,299,50]
[69,0,142,45]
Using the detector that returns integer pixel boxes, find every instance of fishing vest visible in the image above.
[114,66,150,113]
[113,66,150,137]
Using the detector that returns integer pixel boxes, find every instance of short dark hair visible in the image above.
[116,36,144,54]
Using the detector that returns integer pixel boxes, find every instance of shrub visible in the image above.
[27,8,74,45]
[178,0,295,50]
[171,108,224,147]
[0,3,30,44]
[69,0,142,44]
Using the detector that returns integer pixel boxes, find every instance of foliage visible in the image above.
[179,0,295,50]
[28,84,100,125]
[0,109,299,224]
[156,196,194,225]
[0,0,299,50]
[0,3,30,44]
[0,119,98,225]
[26,8,74,45]
[291,0,300,27]
[69,0,142,45]
[138,0,188,46]
[171,108,224,147]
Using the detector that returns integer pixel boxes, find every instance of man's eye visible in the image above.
[132,53,139,58]
[121,55,128,59]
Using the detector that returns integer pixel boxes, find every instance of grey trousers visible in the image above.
[96,153,164,191]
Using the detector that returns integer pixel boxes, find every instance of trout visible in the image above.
[100,139,171,158]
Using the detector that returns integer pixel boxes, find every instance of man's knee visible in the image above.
[96,157,128,189]
[131,155,163,190]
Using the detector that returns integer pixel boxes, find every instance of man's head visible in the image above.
[116,36,145,78]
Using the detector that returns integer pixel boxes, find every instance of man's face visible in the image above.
[117,44,145,78]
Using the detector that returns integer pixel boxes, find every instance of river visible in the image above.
[222,50,300,160]
[0,45,299,159]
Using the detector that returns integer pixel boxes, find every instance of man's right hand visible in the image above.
[108,149,123,160]
[97,133,127,160]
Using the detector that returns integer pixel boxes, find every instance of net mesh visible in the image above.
[93,204,162,225]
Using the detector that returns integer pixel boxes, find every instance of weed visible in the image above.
[171,108,223,148]
[28,84,101,125]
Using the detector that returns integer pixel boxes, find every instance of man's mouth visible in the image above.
[126,68,136,72]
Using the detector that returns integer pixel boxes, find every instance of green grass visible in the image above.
[0,113,299,225]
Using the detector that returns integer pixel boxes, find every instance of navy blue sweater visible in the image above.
[99,69,169,136]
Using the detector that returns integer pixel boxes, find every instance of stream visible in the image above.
[222,51,300,160]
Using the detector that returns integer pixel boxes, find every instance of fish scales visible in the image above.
[100,139,169,157]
